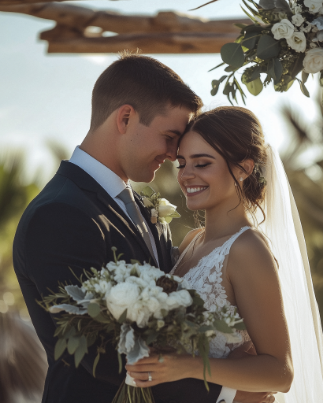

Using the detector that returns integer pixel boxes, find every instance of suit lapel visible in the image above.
[56,161,158,266]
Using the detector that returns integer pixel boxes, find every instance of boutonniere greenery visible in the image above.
[140,186,181,224]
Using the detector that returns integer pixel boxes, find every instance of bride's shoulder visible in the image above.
[228,228,277,277]
[178,228,204,254]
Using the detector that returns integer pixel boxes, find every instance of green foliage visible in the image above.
[220,43,245,69]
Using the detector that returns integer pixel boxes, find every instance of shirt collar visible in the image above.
[69,146,128,198]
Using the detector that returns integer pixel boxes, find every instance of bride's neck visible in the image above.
[204,203,250,242]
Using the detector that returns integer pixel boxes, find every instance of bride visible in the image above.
[126,106,323,402]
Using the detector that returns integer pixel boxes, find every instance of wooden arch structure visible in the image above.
[0,0,248,54]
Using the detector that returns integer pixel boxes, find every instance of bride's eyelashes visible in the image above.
[176,163,211,169]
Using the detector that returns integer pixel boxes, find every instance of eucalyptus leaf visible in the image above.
[67,335,80,354]
[257,35,280,60]
[248,66,262,82]
[213,319,233,333]
[208,62,225,72]
[50,304,87,315]
[300,82,310,97]
[244,25,265,34]
[54,338,67,360]
[87,303,101,318]
[268,58,283,82]
[221,43,245,69]
[93,353,100,377]
[224,66,236,72]
[118,308,128,324]
[302,71,309,84]
[140,186,155,198]
[87,333,97,348]
[65,285,86,302]
[259,0,290,10]
[245,78,263,96]
[62,326,76,339]
[74,335,88,368]
[242,32,260,50]
[233,321,246,331]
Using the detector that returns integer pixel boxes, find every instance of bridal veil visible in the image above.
[256,145,323,402]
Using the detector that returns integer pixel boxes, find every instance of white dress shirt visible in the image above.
[69,146,235,403]
[69,146,159,266]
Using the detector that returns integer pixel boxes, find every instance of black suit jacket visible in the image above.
[13,161,221,403]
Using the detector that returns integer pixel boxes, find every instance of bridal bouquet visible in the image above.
[211,0,323,103]
[41,248,244,403]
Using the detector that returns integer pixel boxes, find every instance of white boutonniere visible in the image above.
[140,186,181,224]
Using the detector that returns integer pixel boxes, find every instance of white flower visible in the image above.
[271,19,295,40]
[106,282,140,320]
[158,198,178,217]
[303,48,323,73]
[165,290,193,310]
[127,301,151,327]
[304,0,323,14]
[310,41,318,48]
[286,31,307,52]
[319,6,323,14]
[294,5,303,14]
[292,14,305,27]
[301,23,313,33]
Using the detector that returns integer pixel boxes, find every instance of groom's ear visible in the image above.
[116,104,135,134]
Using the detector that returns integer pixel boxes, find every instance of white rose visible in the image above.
[286,31,307,52]
[301,23,313,33]
[310,41,318,48]
[166,290,193,310]
[127,301,151,327]
[295,5,303,14]
[158,198,178,217]
[271,19,295,40]
[303,48,323,73]
[292,14,305,27]
[106,282,140,320]
[304,0,323,14]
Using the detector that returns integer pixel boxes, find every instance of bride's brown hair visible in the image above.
[184,106,268,220]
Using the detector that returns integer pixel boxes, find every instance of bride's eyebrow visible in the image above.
[177,153,216,159]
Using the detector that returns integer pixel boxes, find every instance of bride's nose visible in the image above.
[178,165,195,183]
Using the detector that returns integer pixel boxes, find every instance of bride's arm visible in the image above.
[126,230,294,393]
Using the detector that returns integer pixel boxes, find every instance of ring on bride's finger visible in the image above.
[148,372,152,382]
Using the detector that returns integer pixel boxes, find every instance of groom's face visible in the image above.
[123,106,192,183]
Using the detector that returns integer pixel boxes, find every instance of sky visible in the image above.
[0,0,322,185]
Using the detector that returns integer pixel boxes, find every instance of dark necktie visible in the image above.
[117,188,155,260]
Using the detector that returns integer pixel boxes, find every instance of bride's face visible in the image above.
[177,130,238,211]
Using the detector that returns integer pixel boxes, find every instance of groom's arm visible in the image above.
[23,202,126,385]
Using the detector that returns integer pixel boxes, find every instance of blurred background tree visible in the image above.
[0,142,69,318]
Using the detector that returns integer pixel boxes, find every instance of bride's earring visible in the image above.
[239,177,243,182]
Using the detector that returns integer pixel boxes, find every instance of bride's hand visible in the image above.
[125,353,195,388]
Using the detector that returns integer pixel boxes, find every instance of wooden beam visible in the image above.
[45,32,238,54]
[0,2,249,54]
[0,3,249,34]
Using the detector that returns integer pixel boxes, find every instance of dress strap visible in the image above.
[219,226,251,257]
[171,230,204,273]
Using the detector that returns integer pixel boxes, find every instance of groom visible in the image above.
[13,53,273,403]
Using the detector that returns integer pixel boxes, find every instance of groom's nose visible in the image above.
[165,142,178,161]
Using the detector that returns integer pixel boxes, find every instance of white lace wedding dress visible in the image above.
[170,226,251,359]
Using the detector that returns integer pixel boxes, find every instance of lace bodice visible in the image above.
[171,226,251,358]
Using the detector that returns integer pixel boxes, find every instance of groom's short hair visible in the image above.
[89,52,203,131]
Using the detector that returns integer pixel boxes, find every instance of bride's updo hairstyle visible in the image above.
[185,106,268,218]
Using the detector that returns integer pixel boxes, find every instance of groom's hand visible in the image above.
[234,390,276,403]
[228,344,276,403]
